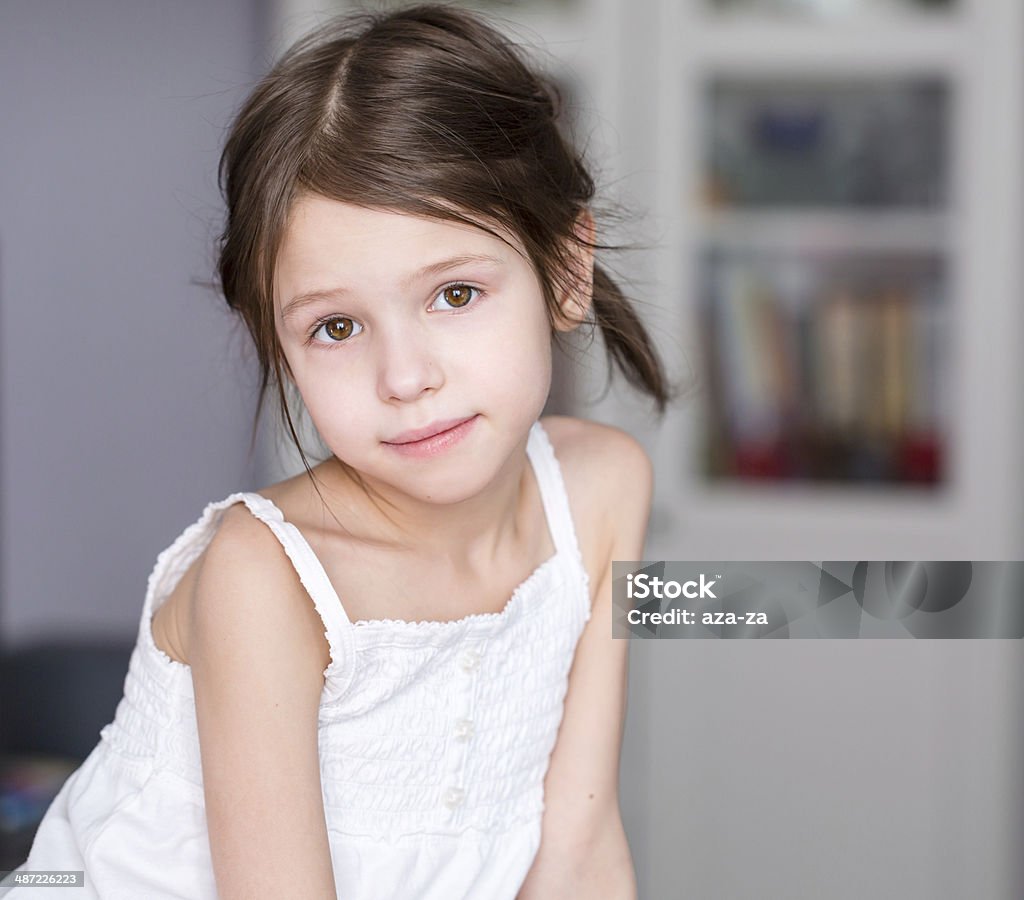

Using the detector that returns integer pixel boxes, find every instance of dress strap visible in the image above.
[227,492,357,697]
[526,420,586,573]
[142,491,356,699]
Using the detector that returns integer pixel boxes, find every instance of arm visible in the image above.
[517,422,653,900]
[187,504,337,899]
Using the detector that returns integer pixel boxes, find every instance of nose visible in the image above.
[375,318,444,403]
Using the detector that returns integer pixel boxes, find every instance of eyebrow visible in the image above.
[280,253,505,320]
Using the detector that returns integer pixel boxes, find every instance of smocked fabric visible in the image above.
[11,420,592,900]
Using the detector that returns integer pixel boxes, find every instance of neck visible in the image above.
[309,439,532,573]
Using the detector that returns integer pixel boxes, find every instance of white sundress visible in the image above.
[6,419,593,899]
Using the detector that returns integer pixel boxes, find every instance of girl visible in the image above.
[11,4,675,898]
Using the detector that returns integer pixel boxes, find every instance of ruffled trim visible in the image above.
[349,553,560,633]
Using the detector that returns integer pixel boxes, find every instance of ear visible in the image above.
[552,209,595,333]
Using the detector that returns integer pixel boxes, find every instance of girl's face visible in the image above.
[273,193,556,504]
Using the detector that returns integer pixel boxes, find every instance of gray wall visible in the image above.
[0,0,268,646]
[623,639,1023,900]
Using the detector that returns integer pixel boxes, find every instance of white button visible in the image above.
[453,717,475,741]
[443,786,465,809]
[460,649,481,672]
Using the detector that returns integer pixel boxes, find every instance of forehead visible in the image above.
[274,194,524,304]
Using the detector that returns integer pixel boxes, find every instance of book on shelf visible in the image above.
[702,253,945,483]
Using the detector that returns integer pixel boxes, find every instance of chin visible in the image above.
[407,467,497,504]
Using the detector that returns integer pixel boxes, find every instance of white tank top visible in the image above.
[13,419,593,900]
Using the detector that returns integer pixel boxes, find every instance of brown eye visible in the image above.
[439,284,477,309]
[325,318,353,341]
[311,316,362,344]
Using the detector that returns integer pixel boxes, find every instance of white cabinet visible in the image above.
[644,0,1024,561]
[634,5,1023,899]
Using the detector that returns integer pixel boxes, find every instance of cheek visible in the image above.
[282,352,369,446]
[463,298,553,402]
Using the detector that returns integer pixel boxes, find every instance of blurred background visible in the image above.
[1,0,1021,897]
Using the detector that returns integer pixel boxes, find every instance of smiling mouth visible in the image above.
[384,415,477,445]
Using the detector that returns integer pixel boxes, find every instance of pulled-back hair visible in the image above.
[215,2,677,484]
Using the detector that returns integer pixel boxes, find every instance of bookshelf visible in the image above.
[641,0,1024,560]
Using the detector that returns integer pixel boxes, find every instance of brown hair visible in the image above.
[215,2,679,490]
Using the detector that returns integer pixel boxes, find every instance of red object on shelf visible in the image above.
[732,436,788,478]
[899,431,942,482]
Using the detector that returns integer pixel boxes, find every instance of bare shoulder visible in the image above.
[538,416,654,599]
[539,414,654,509]
[184,502,332,682]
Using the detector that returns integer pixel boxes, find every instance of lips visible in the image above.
[384,416,477,445]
